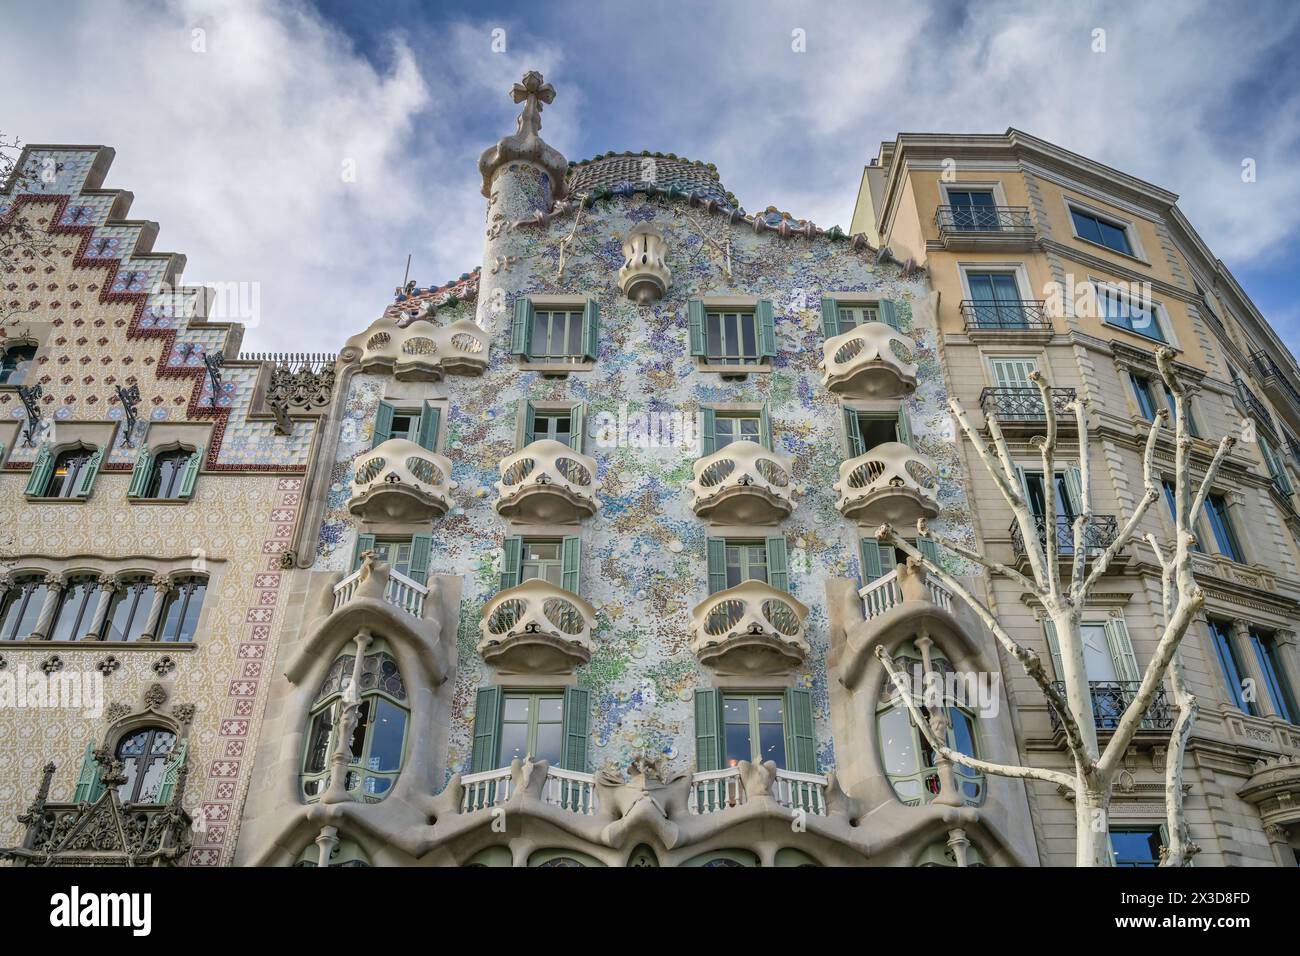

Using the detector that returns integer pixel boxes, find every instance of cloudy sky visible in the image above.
[2,0,1297,354]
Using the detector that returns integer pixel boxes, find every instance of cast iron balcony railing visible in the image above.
[1248,351,1300,419]
[979,386,1076,425]
[960,299,1050,333]
[1233,377,1276,436]
[1047,681,1174,732]
[935,205,1035,238]
[1010,514,1119,561]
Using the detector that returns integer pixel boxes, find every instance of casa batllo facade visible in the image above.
[1,73,1296,868]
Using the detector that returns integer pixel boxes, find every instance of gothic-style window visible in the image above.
[0,343,36,384]
[116,726,177,803]
[101,576,158,642]
[49,575,103,642]
[158,575,207,643]
[49,448,95,497]
[147,449,195,499]
[877,641,984,807]
[301,643,408,803]
[0,575,49,641]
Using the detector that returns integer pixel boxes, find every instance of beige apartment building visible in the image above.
[853,131,1300,865]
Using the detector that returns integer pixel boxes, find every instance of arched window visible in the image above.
[0,343,36,385]
[301,642,408,803]
[24,445,102,499]
[0,575,49,641]
[149,449,195,499]
[49,575,103,642]
[128,446,200,501]
[116,726,177,803]
[158,575,207,643]
[101,576,158,642]
[877,641,985,807]
[293,839,371,867]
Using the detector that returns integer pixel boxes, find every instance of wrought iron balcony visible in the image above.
[979,386,1077,427]
[687,439,795,524]
[1009,514,1119,561]
[494,439,601,524]
[1249,350,1300,417]
[818,322,918,399]
[478,578,596,674]
[1047,681,1174,732]
[833,441,940,526]
[960,299,1050,333]
[690,579,810,676]
[934,205,1035,244]
[348,438,456,522]
[1233,376,1278,436]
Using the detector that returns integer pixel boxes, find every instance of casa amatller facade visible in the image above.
[1,73,1298,867]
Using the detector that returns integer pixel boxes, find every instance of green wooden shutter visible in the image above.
[372,400,394,448]
[700,407,717,455]
[416,402,440,452]
[408,533,433,584]
[694,689,723,771]
[820,297,841,339]
[560,536,582,595]
[177,446,202,498]
[470,686,503,772]
[784,688,817,773]
[844,409,865,457]
[582,298,600,362]
[155,739,187,805]
[73,740,104,803]
[706,538,728,594]
[569,404,585,452]
[896,408,913,447]
[687,299,706,356]
[759,403,773,450]
[757,299,776,359]
[72,447,103,498]
[1043,619,1065,681]
[511,297,533,356]
[24,444,53,496]
[860,538,885,582]
[522,401,537,446]
[500,536,522,591]
[1105,618,1142,683]
[126,446,153,498]
[1064,465,1084,515]
[352,533,376,572]
[918,537,941,565]
[766,535,790,592]
[879,300,900,330]
[561,686,590,771]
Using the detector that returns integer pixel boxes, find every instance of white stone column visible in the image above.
[30,572,66,641]
[86,573,119,641]
[137,573,174,642]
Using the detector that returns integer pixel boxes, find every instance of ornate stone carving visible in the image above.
[477,71,569,203]
[152,656,176,677]
[618,224,671,304]
[142,682,168,710]
[96,656,121,676]
[40,655,64,674]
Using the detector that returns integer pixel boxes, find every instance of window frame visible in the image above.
[1202,493,1245,563]
[0,575,50,641]
[48,574,102,642]
[1091,280,1170,344]
[1250,628,1298,724]
[1064,198,1145,260]
[498,691,566,767]
[0,342,37,386]
[721,693,788,769]
[157,574,208,644]
[101,575,157,642]
[1110,825,1166,867]
[115,726,178,805]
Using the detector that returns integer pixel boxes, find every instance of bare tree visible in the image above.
[1,133,57,326]
[875,347,1233,866]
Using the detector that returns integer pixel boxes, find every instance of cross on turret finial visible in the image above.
[511,71,555,136]
[477,69,569,201]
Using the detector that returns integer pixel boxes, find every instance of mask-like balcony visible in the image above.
[478,578,596,674]
[687,440,795,525]
[819,323,918,399]
[834,442,940,526]
[346,317,490,380]
[494,439,601,524]
[348,438,457,523]
[690,580,810,676]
